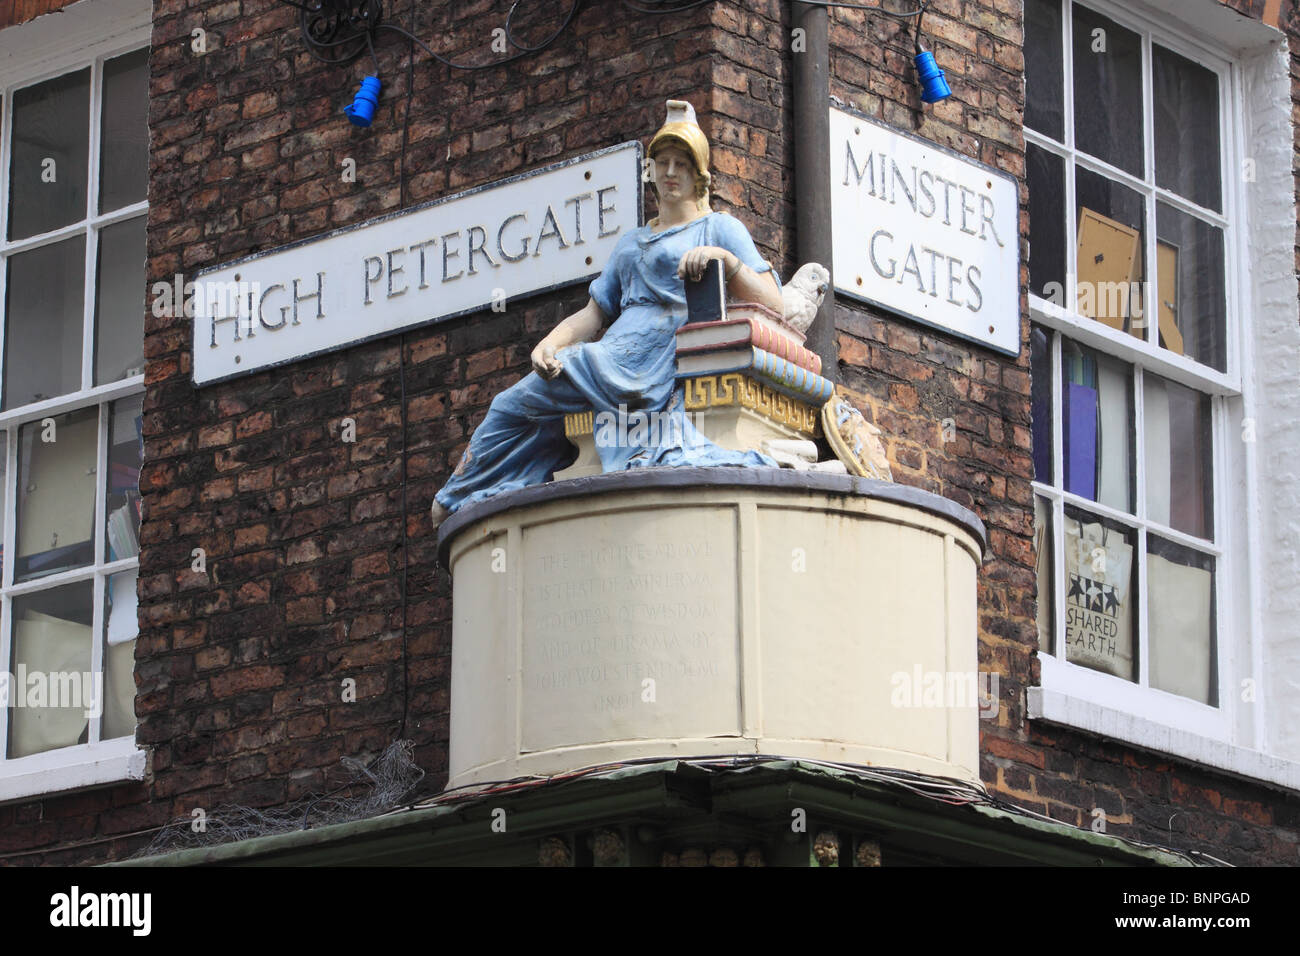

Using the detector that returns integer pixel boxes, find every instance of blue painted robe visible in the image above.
[434,211,780,514]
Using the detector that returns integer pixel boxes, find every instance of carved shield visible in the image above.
[821,389,893,482]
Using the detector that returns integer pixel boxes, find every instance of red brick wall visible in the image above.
[2,0,1298,865]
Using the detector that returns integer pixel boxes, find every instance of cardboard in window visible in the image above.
[1155,239,1184,354]
[1076,207,1141,331]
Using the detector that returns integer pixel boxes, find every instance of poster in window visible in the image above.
[1063,516,1134,679]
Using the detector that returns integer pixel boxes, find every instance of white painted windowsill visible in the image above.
[0,738,146,804]
[1028,687,1300,793]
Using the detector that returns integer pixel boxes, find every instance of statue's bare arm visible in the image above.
[531,296,607,379]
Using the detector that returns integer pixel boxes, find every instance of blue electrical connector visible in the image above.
[344,75,382,127]
[913,43,951,104]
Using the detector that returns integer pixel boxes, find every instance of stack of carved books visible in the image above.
[556,263,831,480]
[672,299,829,455]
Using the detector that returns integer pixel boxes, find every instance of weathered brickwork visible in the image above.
[0,0,1297,865]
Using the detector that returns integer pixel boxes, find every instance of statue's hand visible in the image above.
[677,245,737,282]
[531,340,563,380]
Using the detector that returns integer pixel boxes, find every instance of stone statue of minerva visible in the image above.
[431,100,785,527]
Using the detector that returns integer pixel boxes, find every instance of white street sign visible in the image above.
[191,141,643,385]
[830,106,1020,356]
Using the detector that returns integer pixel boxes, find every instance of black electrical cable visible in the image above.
[363,23,381,74]
[282,0,583,73]
[297,32,369,64]
[376,3,579,73]
[282,0,928,81]
[283,0,723,81]
[296,15,371,66]
[288,0,381,66]
[503,0,584,53]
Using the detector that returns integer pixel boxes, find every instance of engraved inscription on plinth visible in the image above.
[520,507,741,750]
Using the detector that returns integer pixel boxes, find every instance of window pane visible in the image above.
[103,567,138,740]
[1031,326,1053,484]
[1025,0,1064,141]
[106,394,142,562]
[1153,45,1221,213]
[1072,5,1143,177]
[1155,203,1226,372]
[99,49,149,213]
[1062,339,1132,513]
[1063,506,1137,681]
[1143,373,1213,539]
[15,407,97,582]
[4,235,86,410]
[1034,495,1055,654]
[1027,144,1066,299]
[1148,536,1215,705]
[1075,167,1145,341]
[8,68,90,240]
[7,579,94,757]
[95,216,147,385]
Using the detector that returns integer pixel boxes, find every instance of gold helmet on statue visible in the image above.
[649,99,711,213]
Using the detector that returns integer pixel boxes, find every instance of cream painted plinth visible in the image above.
[437,469,987,790]
[553,398,820,482]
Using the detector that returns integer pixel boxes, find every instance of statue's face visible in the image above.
[652,145,696,203]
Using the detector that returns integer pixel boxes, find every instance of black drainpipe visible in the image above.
[792,1,837,383]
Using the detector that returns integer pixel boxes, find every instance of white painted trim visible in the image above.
[1030,296,1238,396]
[2,202,147,258]
[1038,652,1228,739]
[1239,38,1300,764]
[1035,480,1221,554]
[0,736,145,804]
[0,0,151,90]
[0,376,144,430]
[1118,0,1284,56]
[1029,686,1300,793]
[0,0,149,797]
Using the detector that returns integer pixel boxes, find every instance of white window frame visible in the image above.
[0,0,150,803]
[1024,0,1300,790]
